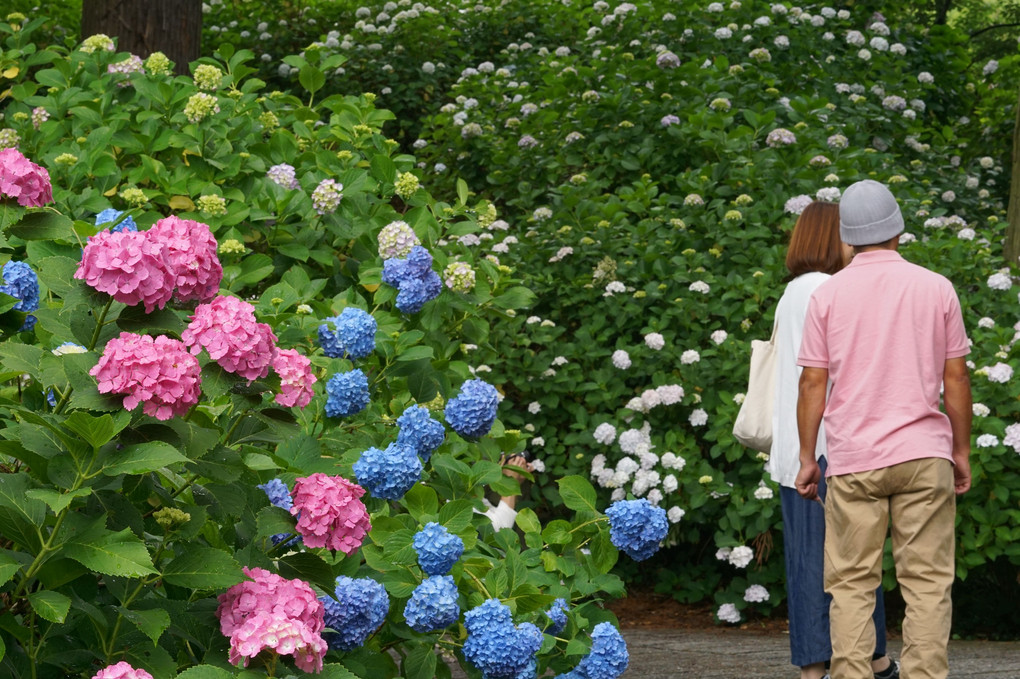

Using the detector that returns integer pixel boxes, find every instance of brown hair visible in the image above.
[785,201,844,277]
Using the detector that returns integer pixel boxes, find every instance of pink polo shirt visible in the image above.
[798,250,969,476]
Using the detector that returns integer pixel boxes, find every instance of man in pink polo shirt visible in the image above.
[794,179,972,679]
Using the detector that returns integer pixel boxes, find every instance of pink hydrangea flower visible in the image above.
[217,567,325,638]
[90,332,201,420]
[146,215,223,302]
[75,230,176,312]
[91,661,154,679]
[227,611,327,672]
[182,296,278,382]
[0,147,53,207]
[272,349,317,408]
[290,473,371,554]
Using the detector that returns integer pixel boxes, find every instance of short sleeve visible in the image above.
[797,293,829,368]
[943,283,969,359]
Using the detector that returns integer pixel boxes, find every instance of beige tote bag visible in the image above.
[731,322,777,453]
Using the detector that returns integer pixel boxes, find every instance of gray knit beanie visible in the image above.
[839,179,904,246]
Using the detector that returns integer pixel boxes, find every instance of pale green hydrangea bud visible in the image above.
[154,507,191,530]
[724,210,743,221]
[193,63,224,91]
[443,262,476,293]
[258,111,279,130]
[81,34,115,53]
[183,92,220,123]
[733,194,753,206]
[54,153,78,165]
[394,171,421,199]
[0,128,20,149]
[197,194,227,216]
[218,238,245,254]
[119,187,147,207]
[144,52,173,76]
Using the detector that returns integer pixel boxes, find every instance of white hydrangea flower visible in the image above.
[718,603,741,624]
[656,384,685,405]
[626,396,647,412]
[744,585,770,603]
[611,487,626,501]
[667,506,686,523]
[641,389,662,410]
[976,434,999,448]
[729,545,754,568]
[711,330,728,344]
[689,281,710,294]
[987,272,1012,290]
[973,403,990,417]
[661,452,686,471]
[604,281,627,296]
[593,422,617,445]
[681,350,701,364]
[984,362,1013,383]
[528,401,541,414]
[663,474,678,493]
[612,349,632,369]
[645,332,665,350]
[619,427,651,455]
[646,488,664,505]
[689,408,708,426]
[753,484,774,500]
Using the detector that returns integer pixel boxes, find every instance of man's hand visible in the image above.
[952,454,971,495]
[795,458,822,500]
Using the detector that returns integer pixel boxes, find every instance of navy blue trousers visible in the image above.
[780,458,888,667]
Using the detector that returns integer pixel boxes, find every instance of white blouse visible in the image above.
[764,272,830,487]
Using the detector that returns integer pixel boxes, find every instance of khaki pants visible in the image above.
[824,458,956,679]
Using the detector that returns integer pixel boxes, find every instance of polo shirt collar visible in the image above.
[848,249,903,266]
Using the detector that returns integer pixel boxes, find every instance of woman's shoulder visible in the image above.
[782,271,831,297]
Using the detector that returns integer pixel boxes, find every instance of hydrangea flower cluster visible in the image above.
[353,442,423,500]
[546,598,568,635]
[193,64,224,90]
[403,574,460,632]
[463,599,543,678]
[717,602,741,624]
[0,148,53,207]
[144,52,173,76]
[271,349,317,408]
[413,522,464,576]
[217,567,326,673]
[382,245,443,313]
[184,92,220,123]
[575,622,629,679]
[227,612,327,672]
[443,261,476,293]
[318,307,377,359]
[107,55,145,84]
[396,405,446,461]
[311,179,343,215]
[147,215,223,302]
[320,576,389,650]
[256,478,299,546]
[289,473,371,553]
[80,33,115,52]
[1,260,39,330]
[183,296,277,382]
[267,163,300,190]
[76,230,175,312]
[90,662,154,679]
[377,220,420,259]
[765,127,797,147]
[95,208,137,233]
[90,332,201,420]
[444,378,499,439]
[604,499,668,561]
[324,368,370,417]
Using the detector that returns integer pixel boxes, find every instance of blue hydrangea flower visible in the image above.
[395,270,442,314]
[605,499,668,561]
[352,442,422,500]
[1,260,39,331]
[257,478,300,547]
[463,599,543,679]
[317,307,377,359]
[554,672,585,679]
[383,245,433,286]
[413,522,464,576]
[320,575,390,650]
[94,208,137,233]
[444,379,499,440]
[324,369,370,417]
[546,598,568,635]
[396,405,445,461]
[403,574,459,633]
[575,622,629,679]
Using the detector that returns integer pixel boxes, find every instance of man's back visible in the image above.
[798,250,969,475]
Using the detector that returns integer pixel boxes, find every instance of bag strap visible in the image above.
[768,315,778,344]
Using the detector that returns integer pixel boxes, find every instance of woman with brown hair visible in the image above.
[766,201,898,679]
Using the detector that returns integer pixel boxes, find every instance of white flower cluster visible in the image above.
[744,584,770,603]
[611,349,631,369]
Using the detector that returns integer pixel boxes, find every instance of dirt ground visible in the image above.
[606,588,791,635]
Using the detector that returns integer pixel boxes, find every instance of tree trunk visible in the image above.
[935,0,954,25]
[81,0,202,75]
[1005,90,1020,268]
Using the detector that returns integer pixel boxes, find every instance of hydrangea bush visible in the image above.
[0,20,643,678]
[406,0,1020,617]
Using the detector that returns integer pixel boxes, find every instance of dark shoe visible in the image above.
[875,659,900,679]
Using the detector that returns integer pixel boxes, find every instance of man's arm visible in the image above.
[794,367,828,500]
[943,356,972,494]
